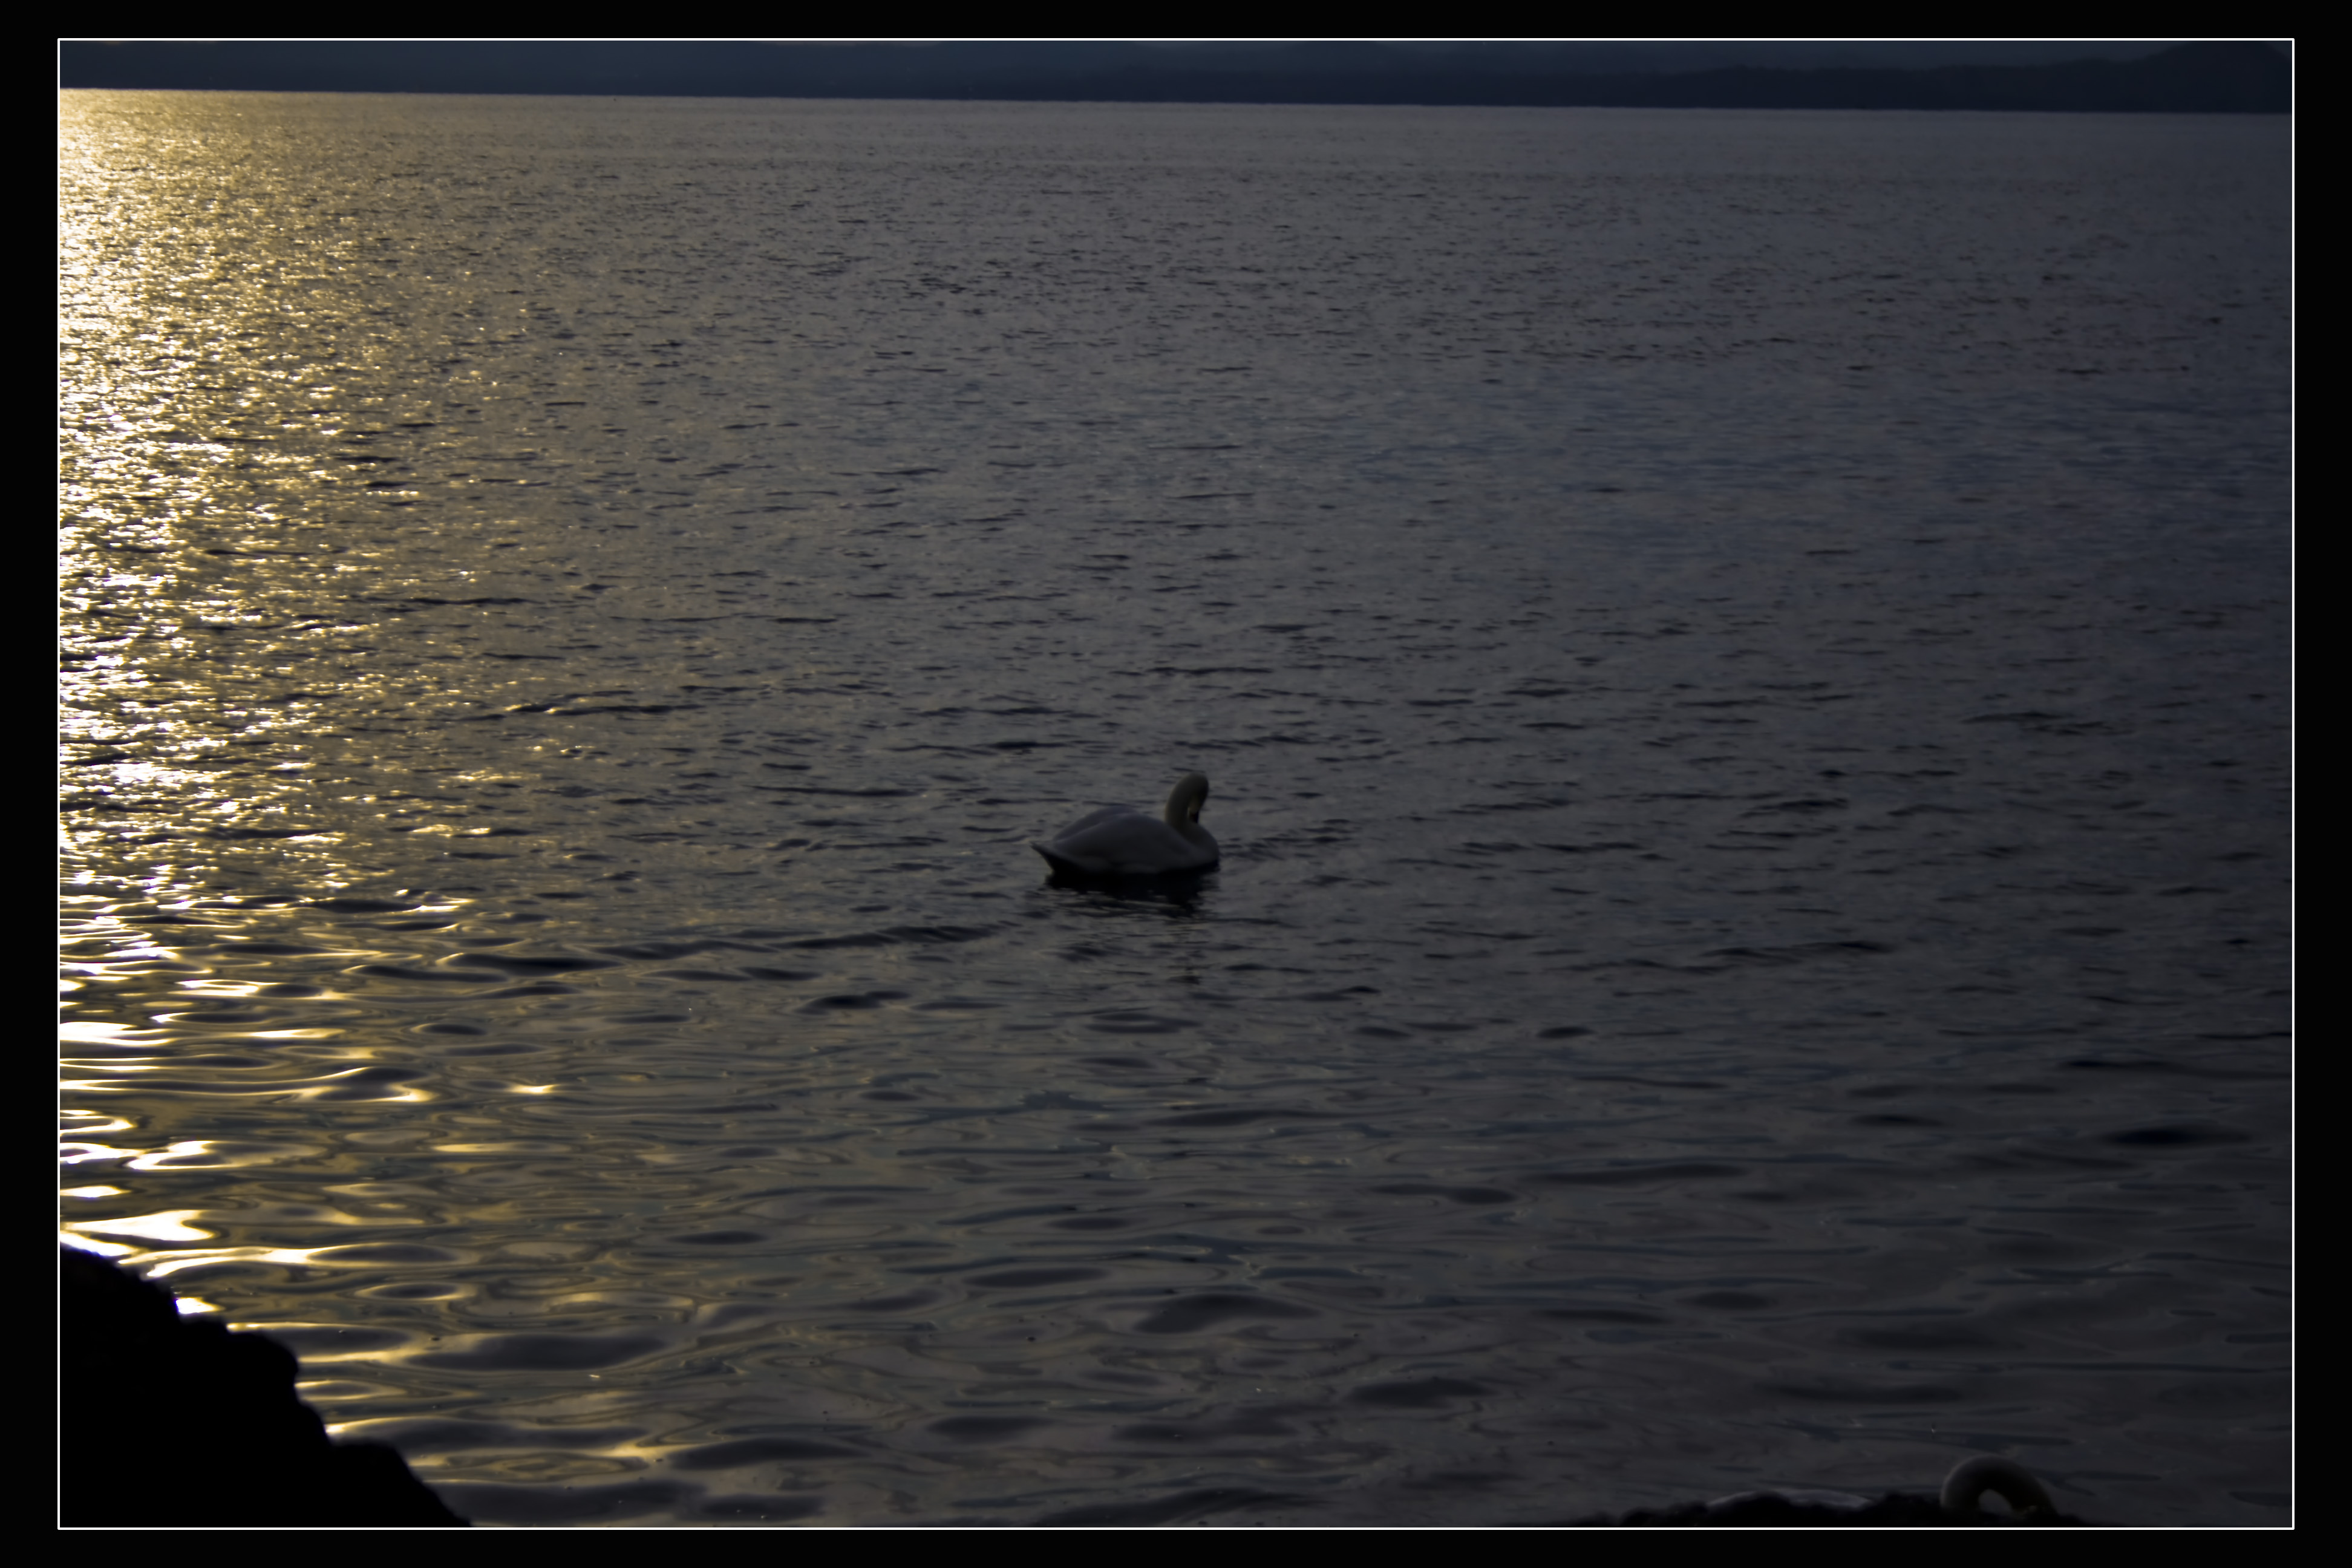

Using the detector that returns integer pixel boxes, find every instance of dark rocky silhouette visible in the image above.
[1566,1492,2091,1526]
[1566,1457,2092,1525]
[59,1246,466,1527]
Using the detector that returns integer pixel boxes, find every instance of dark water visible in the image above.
[60,93,2290,1526]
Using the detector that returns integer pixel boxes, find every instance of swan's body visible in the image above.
[1033,773,1219,877]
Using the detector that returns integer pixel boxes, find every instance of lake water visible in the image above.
[59,91,2292,1526]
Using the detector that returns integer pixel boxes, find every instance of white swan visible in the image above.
[1033,773,1220,877]
[1938,1455,2056,1518]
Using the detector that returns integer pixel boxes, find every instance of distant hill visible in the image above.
[57,40,2291,114]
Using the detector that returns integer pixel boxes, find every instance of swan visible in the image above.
[1937,1455,2056,1519]
[1033,773,1219,877]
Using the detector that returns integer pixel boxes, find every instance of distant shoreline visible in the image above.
[58,41,2290,114]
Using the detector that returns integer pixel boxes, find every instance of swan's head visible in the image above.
[1163,773,1210,828]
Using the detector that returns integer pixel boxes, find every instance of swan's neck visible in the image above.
[1164,778,1206,829]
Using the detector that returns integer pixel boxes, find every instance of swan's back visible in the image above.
[1033,776,1219,876]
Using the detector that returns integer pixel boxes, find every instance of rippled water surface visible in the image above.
[60,93,2291,1526]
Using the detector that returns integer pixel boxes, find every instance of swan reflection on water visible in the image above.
[1034,869,1215,920]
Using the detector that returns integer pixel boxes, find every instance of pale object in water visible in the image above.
[1032,773,1219,877]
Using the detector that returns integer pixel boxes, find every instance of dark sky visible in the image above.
[57,41,2293,113]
